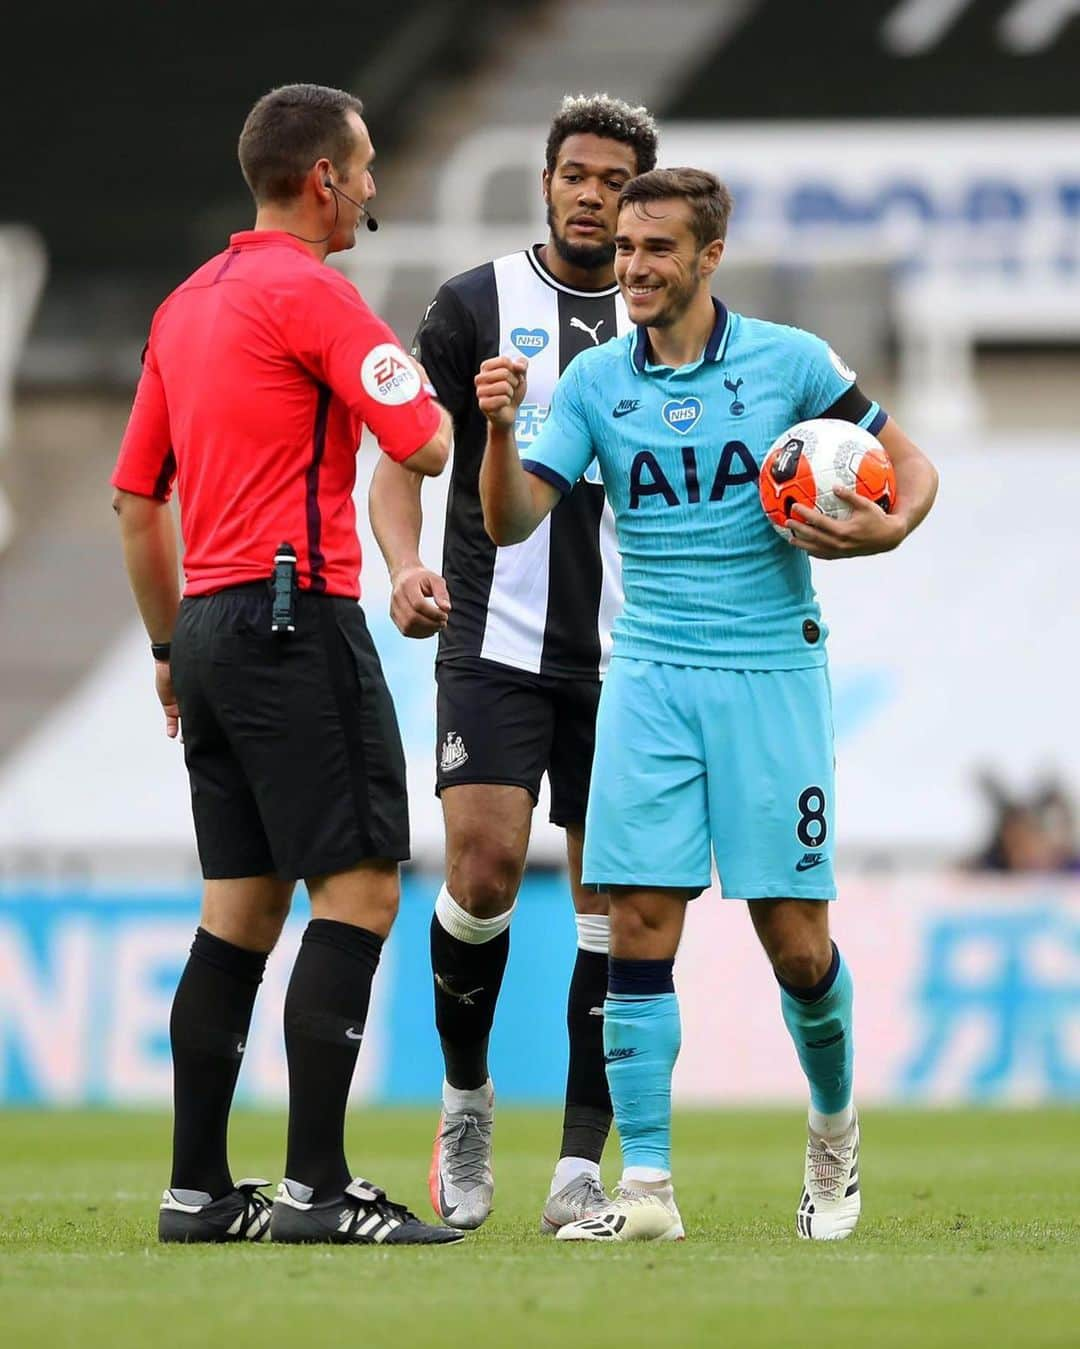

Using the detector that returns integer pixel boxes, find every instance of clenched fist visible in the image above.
[390,563,451,638]
[475,355,528,428]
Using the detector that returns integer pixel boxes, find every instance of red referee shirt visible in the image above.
[112,230,441,598]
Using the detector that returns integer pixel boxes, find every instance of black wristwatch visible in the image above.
[151,641,172,662]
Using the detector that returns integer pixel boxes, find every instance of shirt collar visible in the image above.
[227,229,314,254]
[631,297,731,375]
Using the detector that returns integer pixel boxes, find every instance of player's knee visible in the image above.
[447,847,523,919]
[608,895,673,958]
[363,885,400,933]
[252,900,292,950]
[264,889,293,924]
[771,939,832,990]
[307,861,401,938]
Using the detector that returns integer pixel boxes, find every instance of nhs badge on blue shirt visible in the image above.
[662,397,703,435]
[511,328,550,357]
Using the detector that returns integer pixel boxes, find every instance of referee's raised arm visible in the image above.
[110,83,462,1249]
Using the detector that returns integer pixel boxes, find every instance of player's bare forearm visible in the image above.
[475,353,559,545]
[480,424,555,545]
[369,455,451,637]
[370,455,425,577]
[788,417,938,560]
[401,403,453,477]
[112,489,180,641]
[879,418,938,541]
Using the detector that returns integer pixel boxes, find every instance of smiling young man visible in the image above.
[476,167,939,1243]
[369,94,659,1234]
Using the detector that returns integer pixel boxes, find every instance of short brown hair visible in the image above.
[618,168,734,248]
[238,83,364,204]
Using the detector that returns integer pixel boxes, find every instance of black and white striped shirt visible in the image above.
[413,246,629,679]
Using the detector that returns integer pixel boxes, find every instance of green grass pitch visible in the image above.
[2,1107,1078,1348]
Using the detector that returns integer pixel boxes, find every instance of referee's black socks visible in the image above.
[430,885,513,1092]
[283,918,383,1200]
[169,926,267,1198]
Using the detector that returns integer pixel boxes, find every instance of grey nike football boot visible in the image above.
[540,1171,610,1235]
[429,1106,495,1230]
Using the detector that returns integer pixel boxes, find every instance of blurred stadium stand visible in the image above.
[669,0,1080,118]
[0,227,46,555]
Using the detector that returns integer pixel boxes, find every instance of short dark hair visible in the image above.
[618,168,734,248]
[545,93,659,177]
[238,83,364,204]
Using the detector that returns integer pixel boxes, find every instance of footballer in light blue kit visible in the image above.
[475,168,938,1243]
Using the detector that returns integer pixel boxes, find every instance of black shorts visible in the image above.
[434,657,601,827]
[171,584,409,881]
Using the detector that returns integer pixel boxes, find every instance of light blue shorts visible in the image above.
[582,657,836,899]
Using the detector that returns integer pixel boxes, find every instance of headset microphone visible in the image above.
[324,178,379,231]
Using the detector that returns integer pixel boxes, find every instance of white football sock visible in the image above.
[434,883,515,943]
[442,1078,494,1116]
[550,1156,601,1195]
[621,1166,672,1187]
[809,1102,855,1139]
[574,912,610,954]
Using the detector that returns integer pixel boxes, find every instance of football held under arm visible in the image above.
[788,334,939,557]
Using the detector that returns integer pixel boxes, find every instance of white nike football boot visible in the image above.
[556,1182,684,1243]
[796,1111,861,1240]
[429,1082,495,1230]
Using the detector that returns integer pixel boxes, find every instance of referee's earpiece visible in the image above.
[320,175,379,232]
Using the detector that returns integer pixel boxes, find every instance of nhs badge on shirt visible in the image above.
[510,328,550,358]
[661,397,703,435]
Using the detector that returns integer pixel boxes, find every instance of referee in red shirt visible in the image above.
[112,84,461,1246]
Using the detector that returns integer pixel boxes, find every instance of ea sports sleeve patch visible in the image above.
[301,275,441,462]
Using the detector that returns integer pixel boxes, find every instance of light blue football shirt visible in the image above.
[521,300,885,669]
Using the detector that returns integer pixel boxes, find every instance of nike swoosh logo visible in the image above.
[795,855,826,872]
[438,1177,458,1219]
[612,405,640,418]
[345,1027,363,1041]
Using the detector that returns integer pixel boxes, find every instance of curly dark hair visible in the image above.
[239,83,364,204]
[545,93,659,176]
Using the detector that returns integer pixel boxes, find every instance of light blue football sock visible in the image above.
[779,942,854,1116]
[604,961,682,1177]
